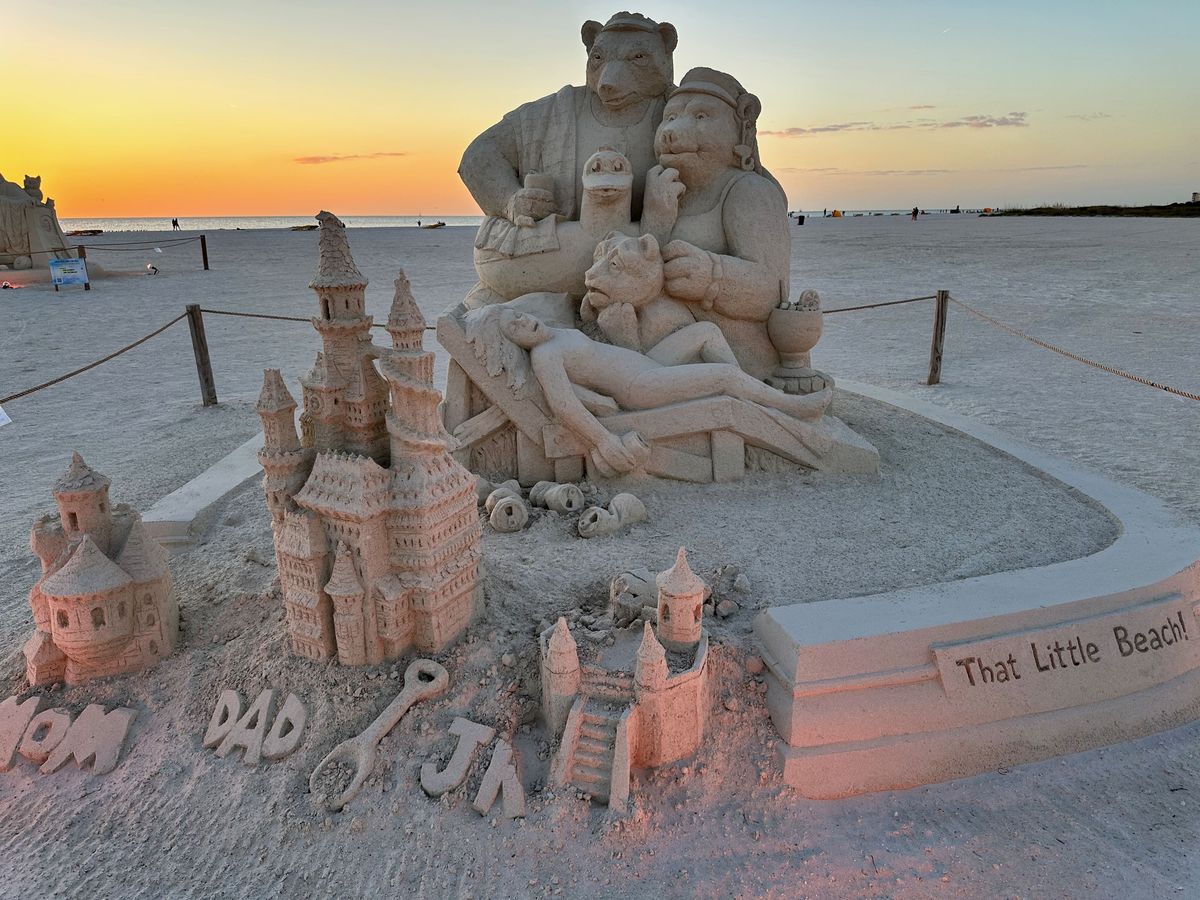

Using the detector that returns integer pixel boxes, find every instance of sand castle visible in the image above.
[257,212,482,666]
[23,453,178,686]
[540,548,709,813]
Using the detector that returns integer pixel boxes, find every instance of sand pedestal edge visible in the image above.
[755,379,1200,798]
[142,432,264,547]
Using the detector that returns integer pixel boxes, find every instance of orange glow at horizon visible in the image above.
[5,1,1197,216]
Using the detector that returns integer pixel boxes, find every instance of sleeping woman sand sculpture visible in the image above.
[465,304,830,477]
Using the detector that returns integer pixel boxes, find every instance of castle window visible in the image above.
[149,640,158,655]
[147,613,156,626]
[56,610,69,629]
[118,601,127,619]
[694,604,701,624]
[91,607,106,629]
[67,511,78,530]
[99,501,107,513]
[662,606,671,623]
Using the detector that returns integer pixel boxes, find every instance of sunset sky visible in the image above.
[6,0,1198,216]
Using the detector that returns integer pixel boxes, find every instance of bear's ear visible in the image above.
[638,234,659,259]
[602,229,625,243]
[737,91,763,126]
[581,20,603,50]
[657,22,678,54]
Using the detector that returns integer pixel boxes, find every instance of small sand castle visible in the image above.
[257,212,482,666]
[24,453,178,685]
[540,547,709,813]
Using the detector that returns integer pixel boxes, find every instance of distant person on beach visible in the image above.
[171,218,180,231]
[823,208,827,218]
[911,206,918,221]
[417,218,421,227]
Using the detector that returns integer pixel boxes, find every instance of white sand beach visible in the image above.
[1,214,1198,896]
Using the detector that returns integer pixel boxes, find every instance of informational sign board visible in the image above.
[0,404,11,428]
[49,258,89,288]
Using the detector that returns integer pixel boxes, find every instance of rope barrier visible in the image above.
[40,236,204,254]
[948,296,1200,402]
[1,312,188,405]
[823,294,936,315]
[199,307,436,330]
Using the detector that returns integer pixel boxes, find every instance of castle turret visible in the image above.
[380,271,444,455]
[299,212,389,461]
[257,369,313,523]
[379,269,482,653]
[541,617,581,735]
[325,542,368,667]
[634,620,668,692]
[655,547,704,653]
[257,369,300,452]
[53,453,114,554]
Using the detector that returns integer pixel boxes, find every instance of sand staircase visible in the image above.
[566,700,622,803]
[552,669,637,809]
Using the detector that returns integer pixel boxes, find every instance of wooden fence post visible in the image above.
[185,304,218,406]
[926,289,949,385]
[78,245,91,291]
[199,234,210,271]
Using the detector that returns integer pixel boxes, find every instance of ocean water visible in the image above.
[57,210,966,233]
[57,215,486,233]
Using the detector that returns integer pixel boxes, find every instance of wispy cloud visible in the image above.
[761,111,1028,137]
[293,151,408,165]
[779,163,1087,178]
[778,167,951,177]
[1065,112,1111,122]
[909,104,937,110]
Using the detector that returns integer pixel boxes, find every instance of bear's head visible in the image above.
[581,147,633,202]
[655,67,763,184]
[581,12,677,113]
[584,232,663,310]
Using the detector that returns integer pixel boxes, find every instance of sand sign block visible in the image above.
[0,695,136,776]
[205,688,308,766]
[420,717,496,797]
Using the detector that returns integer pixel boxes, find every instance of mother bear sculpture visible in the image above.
[459,11,678,306]
[641,67,792,379]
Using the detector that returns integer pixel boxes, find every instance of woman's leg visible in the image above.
[646,322,739,367]
[623,363,830,419]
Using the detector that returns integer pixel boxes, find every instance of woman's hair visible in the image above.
[462,304,534,399]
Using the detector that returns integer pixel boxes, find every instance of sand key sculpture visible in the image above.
[438,12,879,485]
[257,212,483,666]
[23,453,179,686]
[540,548,710,813]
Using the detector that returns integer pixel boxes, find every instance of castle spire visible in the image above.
[635,620,668,689]
[656,547,705,653]
[386,270,427,351]
[309,211,367,291]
